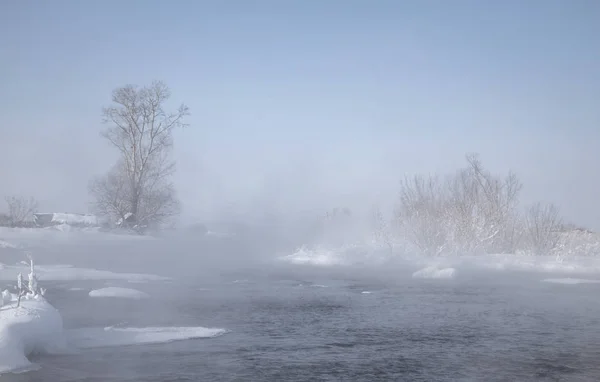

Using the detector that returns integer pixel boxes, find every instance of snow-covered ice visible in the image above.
[282,246,345,266]
[412,266,456,279]
[66,326,228,349]
[89,287,149,299]
[0,226,155,249]
[0,298,66,374]
[542,278,600,285]
[0,264,169,282]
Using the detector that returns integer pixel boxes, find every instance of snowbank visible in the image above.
[34,213,98,227]
[456,254,600,274]
[0,298,66,374]
[89,287,149,299]
[412,266,456,279]
[280,241,600,278]
[0,264,169,282]
[67,326,228,349]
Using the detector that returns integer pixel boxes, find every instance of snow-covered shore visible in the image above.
[0,228,227,375]
[0,297,66,374]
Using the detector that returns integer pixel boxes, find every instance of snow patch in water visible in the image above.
[412,266,456,279]
[0,240,17,249]
[280,246,346,266]
[89,287,149,299]
[67,326,228,349]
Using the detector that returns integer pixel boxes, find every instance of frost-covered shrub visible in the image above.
[394,154,523,256]
[392,154,577,257]
[523,202,562,256]
[552,230,600,258]
[3,195,38,227]
[16,254,44,307]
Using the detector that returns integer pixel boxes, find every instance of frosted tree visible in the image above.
[4,196,38,227]
[89,81,188,231]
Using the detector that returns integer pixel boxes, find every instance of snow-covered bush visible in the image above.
[3,196,38,227]
[393,154,569,257]
[16,254,44,308]
[523,202,562,256]
[394,154,522,256]
[552,229,600,258]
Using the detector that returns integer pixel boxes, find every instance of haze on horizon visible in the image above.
[1,0,599,230]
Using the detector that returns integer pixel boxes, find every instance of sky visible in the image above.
[1,0,599,228]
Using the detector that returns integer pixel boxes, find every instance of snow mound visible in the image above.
[0,264,169,282]
[0,298,66,374]
[542,278,600,285]
[412,266,456,279]
[0,240,17,249]
[89,287,149,299]
[67,326,228,349]
[48,213,97,226]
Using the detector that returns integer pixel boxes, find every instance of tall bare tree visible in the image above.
[89,81,189,229]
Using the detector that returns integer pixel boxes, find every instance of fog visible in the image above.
[3,3,600,379]
[1,1,598,235]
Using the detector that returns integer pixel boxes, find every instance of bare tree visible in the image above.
[89,81,188,229]
[524,202,562,256]
[4,196,38,227]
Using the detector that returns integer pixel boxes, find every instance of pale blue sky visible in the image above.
[1,1,599,228]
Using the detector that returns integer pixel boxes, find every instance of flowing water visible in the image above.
[3,237,600,381]
[3,268,600,381]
